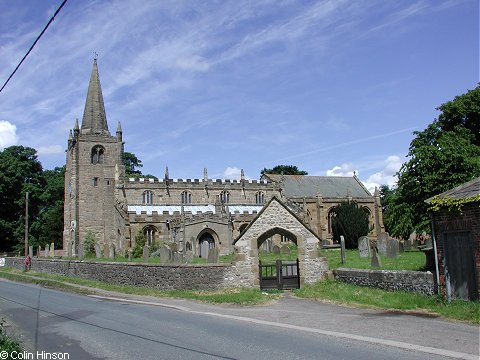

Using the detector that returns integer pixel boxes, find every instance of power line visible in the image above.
[0,0,68,94]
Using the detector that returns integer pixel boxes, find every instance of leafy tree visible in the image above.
[384,87,480,239]
[83,231,96,257]
[0,146,44,253]
[122,151,143,175]
[132,230,146,258]
[331,201,369,249]
[261,165,308,176]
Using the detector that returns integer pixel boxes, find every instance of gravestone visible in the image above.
[272,245,281,255]
[424,238,433,248]
[371,246,381,268]
[103,244,109,259]
[44,244,49,257]
[377,232,388,255]
[185,241,192,252]
[50,243,55,257]
[340,235,346,264]
[37,246,41,258]
[109,244,115,259]
[207,248,219,263]
[160,246,171,264]
[28,246,33,258]
[413,239,420,249]
[143,245,150,262]
[94,244,102,258]
[404,239,412,252]
[184,250,193,264]
[280,245,291,256]
[386,239,399,259]
[66,242,72,258]
[201,241,209,258]
[321,239,331,247]
[128,249,132,261]
[398,241,405,253]
[358,236,370,258]
[78,242,84,259]
[173,252,183,264]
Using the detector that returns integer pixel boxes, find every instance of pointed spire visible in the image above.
[81,58,109,135]
[165,166,169,180]
[241,169,245,181]
[116,121,122,140]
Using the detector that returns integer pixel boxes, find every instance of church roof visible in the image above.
[127,204,263,215]
[81,59,109,135]
[263,174,372,199]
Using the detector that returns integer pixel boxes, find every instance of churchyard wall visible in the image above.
[334,268,435,295]
[4,257,248,290]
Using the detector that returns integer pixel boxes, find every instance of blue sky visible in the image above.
[0,0,477,193]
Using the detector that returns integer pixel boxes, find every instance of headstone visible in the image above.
[103,244,109,259]
[404,239,412,252]
[44,244,49,257]
[28,246,33,258]
[280,245,291,256]
[321,239,331,247]
[184,250,193,264]
[94,244,102,258]
[78,242,84,259]
[371,246,381,268]
[398,241,405,253]
[413,239,420,249]
[37,246,41,258]
[207,247,220,263]
[66,242,72,258]
[377,232,388,255]
[358,236,370,258]
[128,249,132,261]
[424,238,433,248]
[160,246,171,264]
[340,235,346,264]
[142,245,150,262]
[185,241,192,252]
[173,252,183,264]
[109,244,115,259]
[272,245,281,255]
[50,243,55,257]
[386,239,399,259]
[201,241,209,258]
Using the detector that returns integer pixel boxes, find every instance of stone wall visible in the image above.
[5,258,242,291]
[334,268,435,295]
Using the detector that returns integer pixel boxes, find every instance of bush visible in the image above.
[83,232,96,257]
[132,230,146,258]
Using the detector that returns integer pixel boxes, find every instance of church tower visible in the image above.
[63,59,126,257]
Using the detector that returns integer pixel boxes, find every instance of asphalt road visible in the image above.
[0,279,477,360]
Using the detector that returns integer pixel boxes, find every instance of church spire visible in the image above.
[81,58,109,135]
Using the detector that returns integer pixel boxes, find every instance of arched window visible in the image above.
[91,145,105,164]
[220,190,230,204]
[181,191,192,204]
[143,225,157,246]
[255,191,265,205]
[142,190,154,205]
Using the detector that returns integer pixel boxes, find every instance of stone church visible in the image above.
[63,59,384,258]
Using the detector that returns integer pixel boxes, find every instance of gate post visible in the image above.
[276,259,283,289]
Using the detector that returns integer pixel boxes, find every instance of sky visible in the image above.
[0,0,478,194]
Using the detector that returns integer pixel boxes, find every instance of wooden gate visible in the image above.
[443,231,478,300]
[259,259,300,290]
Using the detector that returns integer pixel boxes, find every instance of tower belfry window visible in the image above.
[142,190,154,205]
[91,145,105,164]
[181,191,192,204]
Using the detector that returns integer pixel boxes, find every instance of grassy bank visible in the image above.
[295,280,480,324]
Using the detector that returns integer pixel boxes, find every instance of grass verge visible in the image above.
[0,268,279,305]
[294,279,480,324]
[0,318,22,354]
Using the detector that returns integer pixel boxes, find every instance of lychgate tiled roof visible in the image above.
[428,177,480,201]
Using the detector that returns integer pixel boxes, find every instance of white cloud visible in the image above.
[0,120,18,149]
[362,155,403,193]
[223,167,247,179]
[37,145,64,155]
[326,163,357,177]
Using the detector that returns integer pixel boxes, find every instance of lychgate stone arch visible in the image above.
[233,196,329,287]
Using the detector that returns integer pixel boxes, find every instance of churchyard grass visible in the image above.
[0,268,279,305]
[320,248,426,271]
[294,279,480,324]
[0,318,22,354]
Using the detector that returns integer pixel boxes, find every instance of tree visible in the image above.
[384,87,480,239]
[0,146,44,252]
[331,201,369,249]
[122,151,143,175]
[261,165,308,176]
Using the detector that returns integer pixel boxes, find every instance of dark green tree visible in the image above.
[331,201,369,249]
[0,146,44,253]
[261,165,308,176]
[122,151,143,175]
[383,87,480,239]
